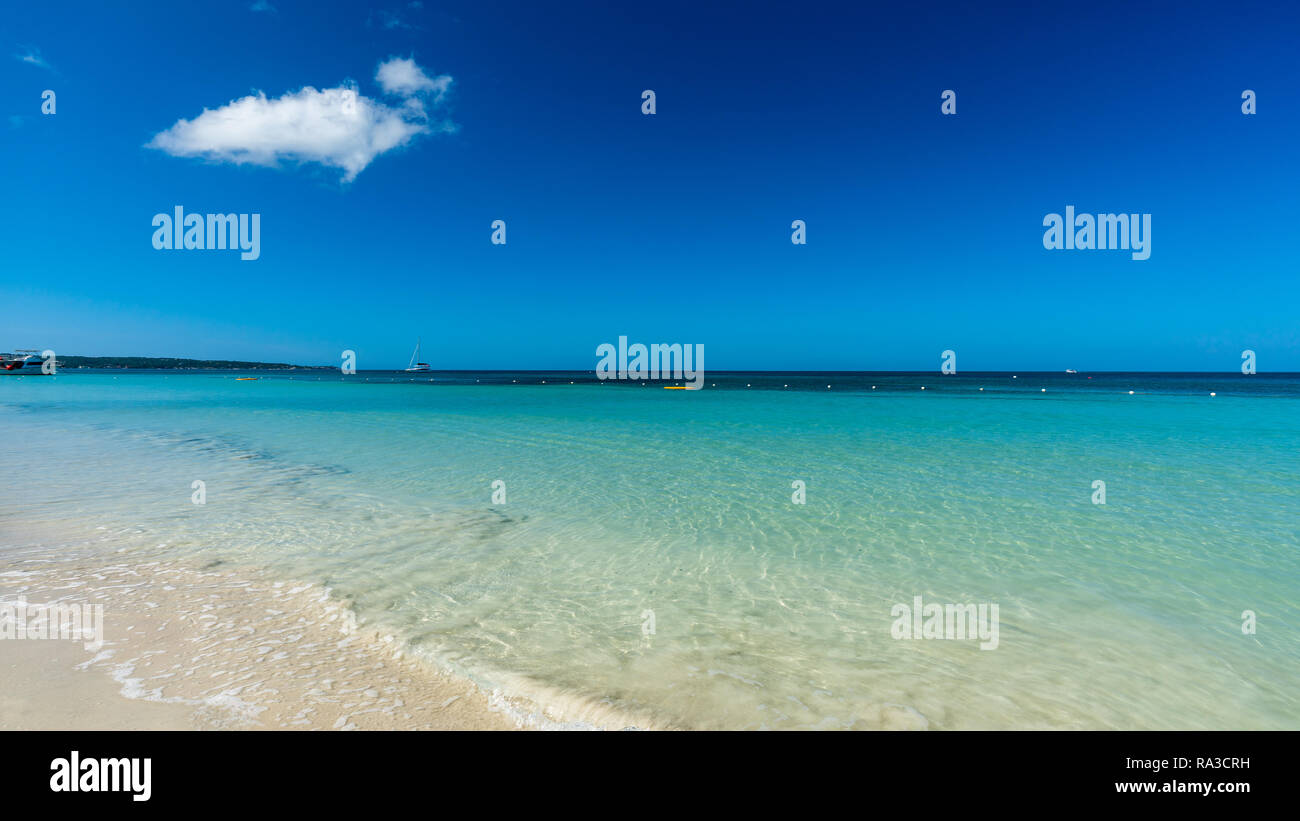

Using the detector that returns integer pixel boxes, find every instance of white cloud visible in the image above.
[375,57,450,99]
[147,59,454,182]
[368,9,412,30]
[14,45,52,71]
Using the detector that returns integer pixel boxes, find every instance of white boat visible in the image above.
[1065,369,1078,374]
[0,350,48,375]
[404,339,430,373]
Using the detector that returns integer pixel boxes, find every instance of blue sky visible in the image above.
[4,0,1298,370]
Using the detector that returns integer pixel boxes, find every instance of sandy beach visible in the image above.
[0,544,518,731]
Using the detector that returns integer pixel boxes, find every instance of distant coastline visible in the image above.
[58,356,331,370]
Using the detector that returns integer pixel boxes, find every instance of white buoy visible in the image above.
[1210,391,1216,396]
[921,386,926,390]
[1128,390,1134,395]
[1041,388,1046,392]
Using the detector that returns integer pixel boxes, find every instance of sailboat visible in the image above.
[404,339,430,372]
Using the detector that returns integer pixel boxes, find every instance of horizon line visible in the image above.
[49,366,1298,376]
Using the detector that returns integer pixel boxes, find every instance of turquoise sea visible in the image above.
[2,370,1297,729]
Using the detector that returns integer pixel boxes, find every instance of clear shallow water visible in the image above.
[2,370,1298,729]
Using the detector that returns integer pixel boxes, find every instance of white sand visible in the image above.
[0,555,520,731]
